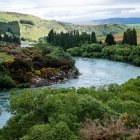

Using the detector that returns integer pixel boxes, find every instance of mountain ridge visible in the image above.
[90,17,140,25]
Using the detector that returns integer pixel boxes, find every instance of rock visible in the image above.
[31,68,79,87]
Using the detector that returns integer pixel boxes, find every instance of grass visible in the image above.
[0,12,129,41]
[0,52,14,63]
[0,12,67,41]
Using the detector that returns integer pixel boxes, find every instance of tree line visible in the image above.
[45,29,97,50]
[0,29,21,45]
[46,28,137,49]
[20,19,34,25]
[122,28,137,46]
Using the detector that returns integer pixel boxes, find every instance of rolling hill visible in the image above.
[0,12,130,41]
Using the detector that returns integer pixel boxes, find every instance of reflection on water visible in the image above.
[1,57,140,128]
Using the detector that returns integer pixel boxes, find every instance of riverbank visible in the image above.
[1,57,140,129]
[67,43,140,67]
[0,76,140,140]
[0,43,78,89]
[31,68,79,87]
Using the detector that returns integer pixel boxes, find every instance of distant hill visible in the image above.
[91,18,140,25]
[0,12,129,41]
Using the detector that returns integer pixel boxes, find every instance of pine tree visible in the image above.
[105,33,115,45]
[47,29,55,44]
[90,31,97,43]
[127,29,133,45]
[122,31,127,44]
[133,28,137,46]
[122,29,137,46]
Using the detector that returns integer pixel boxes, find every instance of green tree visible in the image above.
[47,29,55,44]
[90,31,97,43]
[13,34,21,45]
[105,33,115,45]
[132,28,137,46]
[122,31,127,44]
[3,32,13,43]
[122,29,137,46]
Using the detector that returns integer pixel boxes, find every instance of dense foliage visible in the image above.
[0,43,77,89]
[67,44,140,66]
[0,31,21,45]
[45,28,137,49]
[45,29,97,50]
[122,29,137,46]
[0,77,140,139]
[105,33,115,45]
[20,20,34,25]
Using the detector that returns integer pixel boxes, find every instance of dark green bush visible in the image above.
[0,74,16,88]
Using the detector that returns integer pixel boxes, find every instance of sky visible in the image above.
[0,0,140,22]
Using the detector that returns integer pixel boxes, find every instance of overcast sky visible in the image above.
[0,0,140,22]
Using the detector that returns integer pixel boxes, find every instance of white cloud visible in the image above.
[0,0,140,22]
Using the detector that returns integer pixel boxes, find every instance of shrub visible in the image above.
[20,20,34,25]
[0,74,16,88]
[16,83,31,88]
[80,118,139,140]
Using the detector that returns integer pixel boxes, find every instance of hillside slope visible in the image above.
[0,12,129,41]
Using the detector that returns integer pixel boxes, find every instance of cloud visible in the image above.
[0,0,140,22]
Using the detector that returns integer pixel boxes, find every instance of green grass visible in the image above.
[0,12,67,41]
[0,52,14,63]
[0,12,130,41]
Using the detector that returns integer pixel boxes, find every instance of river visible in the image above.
[0,57,140,128]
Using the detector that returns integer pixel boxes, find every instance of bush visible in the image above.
[80,118,140,140]
[68,43,140,66]
[16,83,31,88]
[20,20,34,25]
[0,74,16,88]
[1,77,140,139]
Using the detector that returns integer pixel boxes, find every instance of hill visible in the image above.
[0,12,129,41]
[91,18,140,25]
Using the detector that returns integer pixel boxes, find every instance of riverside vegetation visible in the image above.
[0,77,140,140]
[44,28,140,66]
[0,43,78,89]
[0,17,140,139]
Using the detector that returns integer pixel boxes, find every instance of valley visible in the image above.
[0,10,140,140]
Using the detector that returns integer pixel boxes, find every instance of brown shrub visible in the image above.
[80,118,134,140]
